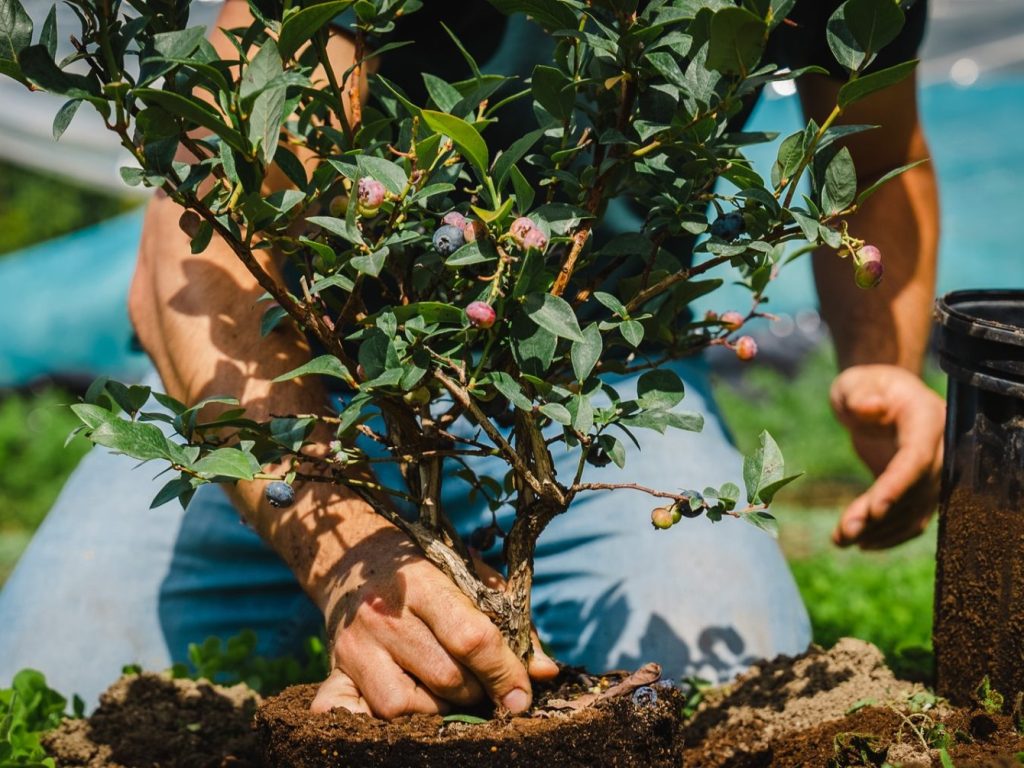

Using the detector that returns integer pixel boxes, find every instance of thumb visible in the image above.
[311,668,372,715]
[831,382,888,427]
[529,629,559,681]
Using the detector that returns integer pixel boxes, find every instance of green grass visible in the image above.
[715,348,943,678]
[0,160,129,582]
[0,390,91,583]
[0,160,134,256]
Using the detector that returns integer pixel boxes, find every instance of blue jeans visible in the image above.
[0,358,810,706]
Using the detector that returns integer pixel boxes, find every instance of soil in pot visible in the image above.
[255,665,685,768]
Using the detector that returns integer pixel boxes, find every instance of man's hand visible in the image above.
[310,528,558,718]
[831,365,945,550]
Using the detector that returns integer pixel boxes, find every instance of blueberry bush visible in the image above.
[0,0,918,663]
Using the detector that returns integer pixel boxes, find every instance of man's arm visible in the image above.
[798,74,946,549]
[129,2,554,719]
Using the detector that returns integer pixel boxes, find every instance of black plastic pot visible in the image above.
[934,289,1024,705]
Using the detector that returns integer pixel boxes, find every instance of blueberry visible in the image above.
[632,686,659,707]
[265,481,295,509]
[465,300,497,329]
[710,211,745,240]
[586,445,613,468]
[433,224,466,257]
[651,506,675,530]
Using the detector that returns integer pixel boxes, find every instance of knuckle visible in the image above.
[373,688,413,720]
[450,620,501,661]
[432,664,467,694]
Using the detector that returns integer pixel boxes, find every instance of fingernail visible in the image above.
[845,518,864,539]
[502,688,529,713]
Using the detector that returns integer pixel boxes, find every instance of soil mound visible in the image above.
[255,672,686,768]
[42,673,262,768]
[682,637,923,766]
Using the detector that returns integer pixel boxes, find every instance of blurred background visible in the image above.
[1,0,1022,676]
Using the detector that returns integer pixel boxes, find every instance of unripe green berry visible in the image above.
[651,506,675,530]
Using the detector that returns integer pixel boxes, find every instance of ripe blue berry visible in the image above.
[265,482,295,509]
[710,211,745,240]
[433,224,466,256]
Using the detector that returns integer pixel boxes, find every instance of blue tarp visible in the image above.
[1,210,148,387]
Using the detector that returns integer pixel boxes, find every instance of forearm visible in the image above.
[130,193,386,610]
[813,158,938,373]
[801,75,940,374]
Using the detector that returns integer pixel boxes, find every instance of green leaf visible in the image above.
[278,1,354,59]
[718,481,741,510]
[422,109,489,178]
[827,0,904,72]
[446,241,496,267]
[758,472,803,505]
[493,128,545,185]
[531,65,573,120]
[260,304,289,337]
[351,246,388,276]
[855,158,927,205]
[743,511,779,538]
[571,324,602,381]
[134,88,247,153]
[0,0,32,61]
[822,146,856,214]
[249,85,287,164]
[842,0,904,61]
[742,430,785,503]
[153,27,207,61]
[620,320,644,348]
[593,291,627,318]
[509,164,535,212]
[193,447,261,481]
[539,402,572,425]
[483,0,578,32]
[357,154,408,195]
[52,98,82,140]
[18,44,95,97]
[307,214,365,245]
[489,372,534,411]
[89,418,174,462]
[523,292,584,342]
[706,7,767,75]
[423,72,462,112]
[636,369,685,410]
[838,59,916,109]
[70,403,113,430]
[442,713,489,725]
[39,5,55,57]
[273,355,353,383]
[270,417,315,451]
[151,477,194,509]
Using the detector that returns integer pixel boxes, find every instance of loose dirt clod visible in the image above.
[681,637,923,766]
[42,673,262,768]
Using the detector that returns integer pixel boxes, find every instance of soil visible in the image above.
[255,666,686,768]
[935,480,1024,706]
[41,639,1024,768]
[43,673,262,767]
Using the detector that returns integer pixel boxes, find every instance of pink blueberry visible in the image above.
[735,336,758,361]
[720,311,744,331]
[466,301,497,329]
[442,211,467,229]
[357,177,386,215]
